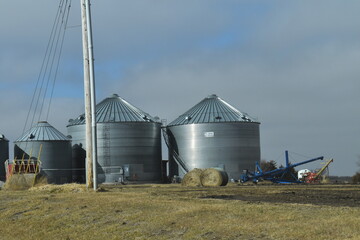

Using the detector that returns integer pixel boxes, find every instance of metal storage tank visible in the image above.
[166,94,261,180]
[67,93,162,183]
[0,134,9,181]
[14,121,72,184]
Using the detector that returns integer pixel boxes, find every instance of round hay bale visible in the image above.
[181,168,204,187]
[200,168,228,187]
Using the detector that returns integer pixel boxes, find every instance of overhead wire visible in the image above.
[46,1,72,120]
[22,0,65,135]
[37,0,71,122]
[37,0,68,122]
[22,0,72,134]
[288,151,312,161]
[32,0,64,125]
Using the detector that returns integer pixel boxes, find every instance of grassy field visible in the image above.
[0,183,359,240]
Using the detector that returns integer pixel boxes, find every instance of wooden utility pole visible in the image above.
[81,0,97,190]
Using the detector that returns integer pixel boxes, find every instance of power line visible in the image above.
[46,1,72,120]
[36,0,69,122]
[39,0,71,121]
[23,0,72,134]
[23,0,65,134]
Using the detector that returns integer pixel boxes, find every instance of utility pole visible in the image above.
[81,0,98,190]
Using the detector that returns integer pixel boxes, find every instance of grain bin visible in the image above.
[0,134,9,181]
[67,94,162,183]
[166,94,260,180]
[14,121,72,184]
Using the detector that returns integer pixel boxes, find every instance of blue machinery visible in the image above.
[240,151,324,183]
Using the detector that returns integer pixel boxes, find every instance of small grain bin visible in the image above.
[67,94,162,183]
[166,94,261,180]
[14,121,72,184]
[0,134,9,181]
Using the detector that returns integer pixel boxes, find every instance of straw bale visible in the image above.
[181,168,204,187]
[200,168,229,187]
[3,174,44,190]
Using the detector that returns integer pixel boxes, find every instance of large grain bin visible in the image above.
[67,94,162,183]
[0,134,9,181]
[14,121,72,184]
[166,94,260,180]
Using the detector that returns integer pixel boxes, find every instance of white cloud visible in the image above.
[1,0,359,176]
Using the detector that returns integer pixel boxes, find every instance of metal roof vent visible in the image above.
[207,94,218,99]
[168,94,258,126]
[0,134,8,141]
[185,116,192,121]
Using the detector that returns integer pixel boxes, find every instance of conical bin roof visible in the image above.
[168,94,258,126]
[68,94,156,126]
[0,134,9,142]
[15,121,69,142]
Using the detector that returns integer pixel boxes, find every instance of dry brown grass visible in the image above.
[0,183,359,240]
[29,183,87,193]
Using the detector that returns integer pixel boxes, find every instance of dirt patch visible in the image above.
[201,186,360,207]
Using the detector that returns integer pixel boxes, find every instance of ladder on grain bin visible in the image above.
[240,151,324,184]
[161,127,189,173]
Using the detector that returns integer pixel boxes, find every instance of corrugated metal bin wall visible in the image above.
[166,94,261,180]
[67,94,162,183]
[14,121,72,184]
[0,134,9,181]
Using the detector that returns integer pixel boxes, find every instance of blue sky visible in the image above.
[1,0,360,176]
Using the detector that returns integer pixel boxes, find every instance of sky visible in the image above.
[1,0,359,176]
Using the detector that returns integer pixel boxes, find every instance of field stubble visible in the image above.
[0,183,359,240]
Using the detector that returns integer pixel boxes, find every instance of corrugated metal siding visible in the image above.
[14,123,72,184]
[0,134,9,181]
[67,119,163,183]
[167,122,261,179]
[168,94,257,126]
[14,141,72,184]
[68,94,156,126]
[15,121,69,142]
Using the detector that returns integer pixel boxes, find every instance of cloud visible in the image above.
[1,0,359,176]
